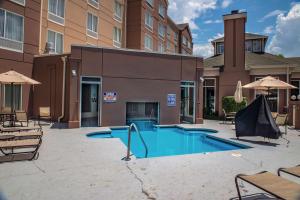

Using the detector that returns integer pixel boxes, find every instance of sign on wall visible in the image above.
[167,94,176,107]
[103,92,117,103]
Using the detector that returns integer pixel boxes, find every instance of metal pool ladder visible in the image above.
[123,123,148,161]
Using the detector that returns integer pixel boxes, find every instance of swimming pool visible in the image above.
[87,127,249,159]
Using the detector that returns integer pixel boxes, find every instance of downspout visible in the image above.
[123,0,127,48]
[58,56,67,123]
[39,0,44,54]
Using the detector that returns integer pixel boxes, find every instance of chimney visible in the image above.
[223,10,247,69]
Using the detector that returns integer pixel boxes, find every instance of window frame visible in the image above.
[47,29,64,54]
[158,2,165,18]
[48,0,65,26]
[291,80,300,100]
[158,40,165,53]
[144,11,153,31]
[87,12,99,39]
[87,0,99,9]
[216,42,224,54]
[203,78,216,113]
[144,33,153,51]
[0,8,24,53]
[10,0,26,6]
[114,0,123,23]
[158,23,165,39]
[113,27,122,48]
[253,39,262,52]
[146,0,154,8]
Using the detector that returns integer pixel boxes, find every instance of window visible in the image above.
[113,27,122,48]
[167,40,171,50]
[187,41,192,49]
[291,80,300,100]
[114,1,122,22]
[158,41,164,53]
[47,30,63,53]
[203,78,216,115]
[253,40,261,52]
[4,85,22,111]
[88,0,99,8]
[146,0,154,7]
[144,34,153,51]
[216,43,224,54]
[0,9,24,52]
[167,26,171,39]
[182,36,187,45]
[158,23,165,38]
[87,13,98,38]
[145,11,153,30]
[158,2,165,18]
[48,0,65,25]
[174,32,178,42]
[10,0,26,6]
[245,40,252,52]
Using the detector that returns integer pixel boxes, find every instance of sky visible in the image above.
[168,0,300,58]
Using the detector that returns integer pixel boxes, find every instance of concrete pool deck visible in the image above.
[0,120,300,200]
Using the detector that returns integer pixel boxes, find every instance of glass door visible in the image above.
[180,81,195,123]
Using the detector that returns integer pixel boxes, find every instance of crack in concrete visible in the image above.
[125,163,156,200]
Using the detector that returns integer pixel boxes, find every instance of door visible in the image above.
[81,83,99,127]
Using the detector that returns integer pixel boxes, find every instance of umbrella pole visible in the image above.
[11,83,14,113]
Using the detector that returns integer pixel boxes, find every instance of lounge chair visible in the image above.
[38,107,51,125]
[0,124,42,133]
[278,165,300,178]
[235,171,300,200]
[1,131,43,139]
[0,138,42,163]
[223,109,235,124]
[275,114,288,135]
[15,111,29,127]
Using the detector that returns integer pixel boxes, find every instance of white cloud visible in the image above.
[258,10,286,22]
[204,19,222,24]
[267,3,300,57]
[193,33,224,58]
[192,33,198,39]
[222,0,232,8]
[263,26,274,34]
[193,43,214,58]
[168,0,217,30]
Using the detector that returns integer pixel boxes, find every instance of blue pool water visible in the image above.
[87,127,249,158]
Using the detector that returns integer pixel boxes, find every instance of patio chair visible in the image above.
[278,165,300,178]
[223,109,235,124]
[235,171,300,200]
[271,112,278,120]
[0,138,42,163]
[275,114,288,135]
[15,111,29,127]
[38,107,51,125]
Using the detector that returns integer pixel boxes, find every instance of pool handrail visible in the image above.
[123,123,148,161]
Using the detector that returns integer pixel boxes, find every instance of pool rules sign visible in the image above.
[167,94,176,106]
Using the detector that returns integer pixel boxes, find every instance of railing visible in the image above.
[123,123,148,161]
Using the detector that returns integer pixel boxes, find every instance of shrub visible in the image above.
[222,96,247,113]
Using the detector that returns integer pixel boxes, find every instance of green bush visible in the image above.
[222,96,247,113]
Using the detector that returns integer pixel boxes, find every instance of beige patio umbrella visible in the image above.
[0,70,41,113]
[243,76,296,90]
[243,76,296,106]
[234,81,243,103]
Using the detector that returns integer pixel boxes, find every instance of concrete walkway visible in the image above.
[0,120,300,200]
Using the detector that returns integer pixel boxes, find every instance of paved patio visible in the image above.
[0,120,300,200]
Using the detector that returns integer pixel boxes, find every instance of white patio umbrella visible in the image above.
[0,70,41,113]
[234,81,243,103]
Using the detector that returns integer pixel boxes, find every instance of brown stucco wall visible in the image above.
[32,55,64,120]
[33,45,203,128]
[0,0,41,113]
